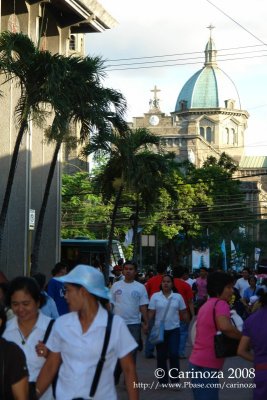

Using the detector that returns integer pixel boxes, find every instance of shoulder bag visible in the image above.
[149,297,172,345]
[213,300,239,358]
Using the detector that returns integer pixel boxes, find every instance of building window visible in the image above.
[206,127,212,142]
[69,35,76,51]
[200,126,213,143]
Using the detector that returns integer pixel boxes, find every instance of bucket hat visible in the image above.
[55,264,110,300]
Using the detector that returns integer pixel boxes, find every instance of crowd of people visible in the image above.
[0,261,267,400]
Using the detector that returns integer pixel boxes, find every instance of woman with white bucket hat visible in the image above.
[35,265,139,400]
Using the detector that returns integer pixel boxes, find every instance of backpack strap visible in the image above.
[89,312,113,398]
[43,319,55,344]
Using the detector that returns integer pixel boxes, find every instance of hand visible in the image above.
[35,341,48,358]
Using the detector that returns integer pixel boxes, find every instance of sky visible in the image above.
[86,0,267,156]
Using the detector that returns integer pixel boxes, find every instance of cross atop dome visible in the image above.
[149,85,161,112]
[207,24,215,38]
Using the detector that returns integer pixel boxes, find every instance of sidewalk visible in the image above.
[117,342,254,400]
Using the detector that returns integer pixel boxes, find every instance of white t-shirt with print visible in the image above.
[111,280,149,324]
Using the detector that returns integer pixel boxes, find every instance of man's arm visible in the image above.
[12,377,29,400]
[139,304,148,334]
[120,353,139,400]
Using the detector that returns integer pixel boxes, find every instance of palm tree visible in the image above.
[31,55,127,273]
[0,32,61,263]
[84,127,170,269]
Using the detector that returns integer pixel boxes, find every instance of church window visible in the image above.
[223,128,229,144]
[200,126,214,143]
[232,129,236,145]
[69,35,76,51]
[206,127,212,142]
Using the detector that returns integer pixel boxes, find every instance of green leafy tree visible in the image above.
[61,172,112,239]
[84,127,169,266]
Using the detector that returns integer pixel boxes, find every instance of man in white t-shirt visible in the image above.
[111,260,149,384]
[234,268,250,297]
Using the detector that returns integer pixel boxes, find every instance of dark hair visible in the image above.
[199,266,208,272]
[207,272,234,297]
[160,274,178,293]
[6,276,45,308]
[0,304,7,336]
[51,262,68,276]
[172,267,184,278]
[123,260,138,270]
[248,276,257,285]
[32,273,46,290]
[0,282,9,305]
[156,261,167,274]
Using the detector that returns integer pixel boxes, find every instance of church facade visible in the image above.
[130,33,267,263]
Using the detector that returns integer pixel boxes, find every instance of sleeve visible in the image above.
[6,342,29,384]
[215,300,230,318]
[242,318,251,337]
[47,279,56,299]
[49,297,60,319]
[148,293,156,310]
[178,294,186,310]
[139,286,149,306]
[113,316,138,359]
[46,319,63,353]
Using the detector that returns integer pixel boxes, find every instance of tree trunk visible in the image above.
[105,185,124,284]
[0,116,28,266]
[31,140,62,274]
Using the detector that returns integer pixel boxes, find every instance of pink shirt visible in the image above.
[189,297,230,369]
[195,277,207,300]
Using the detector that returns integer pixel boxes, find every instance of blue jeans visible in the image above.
[179,320,189,356]
[156,328,180,384]
[189,362,219,400]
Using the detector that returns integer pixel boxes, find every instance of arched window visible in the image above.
[231,129,235,145]
[69,35,76,51]
[223,128,229,144]
[206,127,212,142]
[200,127,205,138]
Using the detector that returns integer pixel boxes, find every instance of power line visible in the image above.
[106,53,267,72]
[106,44,266,62]
[106,49,267,68]
[205,0,267,46]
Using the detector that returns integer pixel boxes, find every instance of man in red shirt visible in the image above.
[173,267,195,358]
[145,262,166,299]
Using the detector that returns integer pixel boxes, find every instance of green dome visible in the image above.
[175,37,241,111]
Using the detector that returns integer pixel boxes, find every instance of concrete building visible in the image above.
[0,0,116,277]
